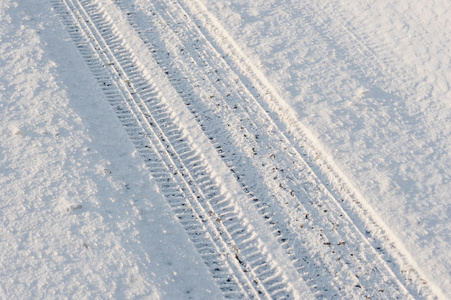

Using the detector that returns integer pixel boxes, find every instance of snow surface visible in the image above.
[198,0,451,296]
[1,0,450,298]
[0,1,221,298]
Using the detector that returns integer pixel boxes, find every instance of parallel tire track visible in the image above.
[51,0,296,298]
[51,0,436,298]
[113,0,434,298]
[174,0,437,298]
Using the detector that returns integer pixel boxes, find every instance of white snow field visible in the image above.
[1,0,449,299]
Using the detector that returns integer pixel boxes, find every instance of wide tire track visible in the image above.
[51,0,298,298]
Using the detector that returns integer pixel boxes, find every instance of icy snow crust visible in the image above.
[1,0,449,298]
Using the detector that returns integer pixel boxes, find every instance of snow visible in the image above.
[198,0,451,296]
[0,1,221,298]
[1,0,450,298]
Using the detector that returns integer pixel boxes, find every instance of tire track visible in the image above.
[51,0,298,298]
[172,0,436,297]
[114,0,434,298]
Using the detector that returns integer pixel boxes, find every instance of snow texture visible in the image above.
[1,0,450,298]
[0,1,221,298]
[200,0,451,296]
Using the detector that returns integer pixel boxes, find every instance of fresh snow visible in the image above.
[1,0,450,298]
